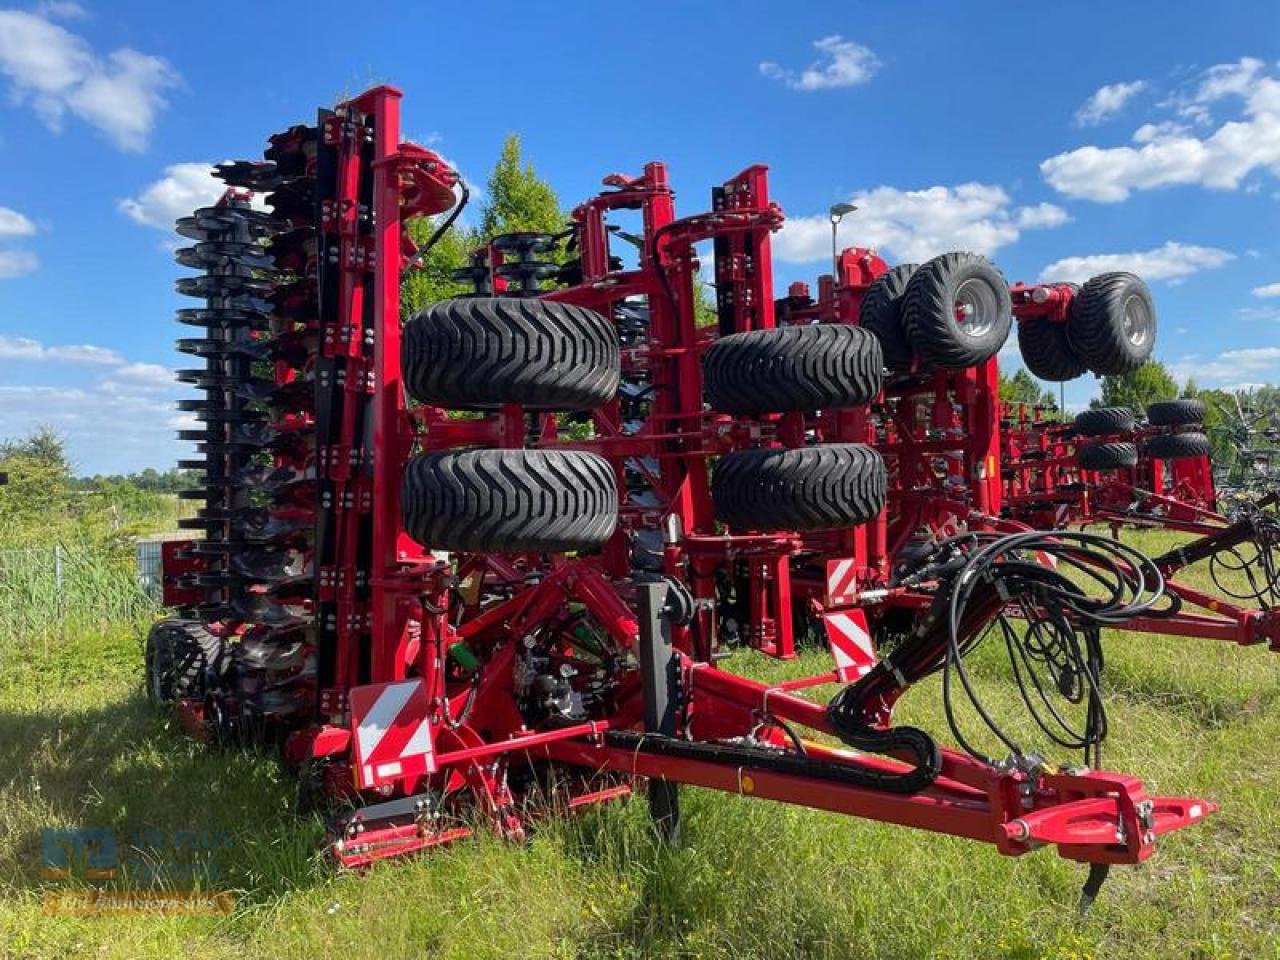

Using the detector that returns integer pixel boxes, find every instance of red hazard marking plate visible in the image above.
[823,609,877,682]
[825,558,859,606]
[348,679,435,790]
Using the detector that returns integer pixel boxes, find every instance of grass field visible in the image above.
[1,528,1279,959]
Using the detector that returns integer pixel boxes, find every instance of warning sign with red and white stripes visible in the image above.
[349,679,436,789]
[823,608,877,682]
[825,558,859,606]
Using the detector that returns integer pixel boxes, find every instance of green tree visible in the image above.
[999,369,1057,408]
[1092,360,1178,412]
[480,135,564,240]
[0,426,74,524]
[401,216,479,318]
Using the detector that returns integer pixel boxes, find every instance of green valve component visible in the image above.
[571,624,604,655]
[448,641,480,674]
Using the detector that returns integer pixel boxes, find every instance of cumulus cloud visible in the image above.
[0,334,123,364]
[0,9,178,151]
[119,162,270,232]
[1038,241,1234,284]
[773,183,1069,264]
[1169,346,1280,385]
[760,35,879,91]
[1252,282,1280,298]
[0,250,38,278]
[1075,80,1146,126]
[1042,57,1280,202]
[0,206,36,237]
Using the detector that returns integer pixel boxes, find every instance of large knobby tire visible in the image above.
[1018,318,1087,381]
[702,324,882,415]
[858,263,919,372]
[1146,432,1212,460]
[402,297,620,410]
[402,449,618,553]
[145,619,229,704]
[1077,441,1138,471]
[1069,273,1156,376]
[1073,407,1136,437]
[712,444,887,532]
[1147,398,1205,427]
[902,252,1012,369]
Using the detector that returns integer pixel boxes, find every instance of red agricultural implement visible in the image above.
[149,86,1217,904]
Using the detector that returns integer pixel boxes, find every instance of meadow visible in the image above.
[1,507,1278,959]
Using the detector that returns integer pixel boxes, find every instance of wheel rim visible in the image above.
[953,279,999,339]
[1121,294,1152,347]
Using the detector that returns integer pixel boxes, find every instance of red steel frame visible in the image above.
[162,86,1217,874]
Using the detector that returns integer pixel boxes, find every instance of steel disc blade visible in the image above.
[214,159,282,190]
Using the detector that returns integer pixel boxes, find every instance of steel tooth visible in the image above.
[229,593,309,628]
[267,574,313,599]
[176,459,208,471]
[176,369,274,392]
[175,239,276,272]
[213,159,282,190]
[175,307,270,330]
[264,124,316,170]
[175,274,276,301]
[233,637,309,672]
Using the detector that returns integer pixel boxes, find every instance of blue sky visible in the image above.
[0,0,1277,474]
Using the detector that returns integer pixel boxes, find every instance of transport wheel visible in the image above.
[145,619,229,705]
[402,297,620,410]
[402,449,618,553]
[711,444,886,532]
[1145,432,1212,460]
[1068,272,1155,376]
[1073,407,1136,437]
[901,252,1012,369]
[1146,398,1205,427]
[1017,317,1087,382]
[858,263,919,372]
[1076,441,1139,471]
[702,324,883,415]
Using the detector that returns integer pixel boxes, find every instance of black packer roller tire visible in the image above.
[902,252,1013,369]
[712,444,887,533]
[402,297,620,411]
[1146,399,1205,427]
[1073,407,1136,437]
[145,619,230,704]
[402,448,618,553]
[1076,441,1139,471]
[1145,432,1212,460]
[702,324,883,415]
[858,263,919,373]
[1069,272,1156,376]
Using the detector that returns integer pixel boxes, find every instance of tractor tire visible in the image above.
[902,252,1012,369]
[1017,318,1087,382]
[402,449,618,553]
[1068,272,1156,376]
[145,619,229,705]
[711,444,886,532]
[858,263,919,372]
[402,297,620,411]
[1073,407,1136,437]
[702,324,882,415]
[1146,398,1205,427]
[1077,441,1138,471]
[1145,431,1212,460]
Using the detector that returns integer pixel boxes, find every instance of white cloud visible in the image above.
[0,250,38,278]
[1042,58,1280,202]
[1169,346,1280,385]
[1252,282,1280,298]
[119,162,270,232]
[0,9,178,151]
[773,183,1069,264]
[0,206,36,237]
[34,1,89,19]
[1038,241,1234,284]
[0,334,123,365]
[1075,80,1146,126]
[760,35,879,91]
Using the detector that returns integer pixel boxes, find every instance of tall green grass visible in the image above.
[0,525,1277,959]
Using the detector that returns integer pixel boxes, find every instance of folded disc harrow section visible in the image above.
[149,86,1219,898]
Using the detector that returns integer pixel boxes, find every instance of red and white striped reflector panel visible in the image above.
[823,608,876,682]
[349,679,435,790]
[825,558,859,606]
